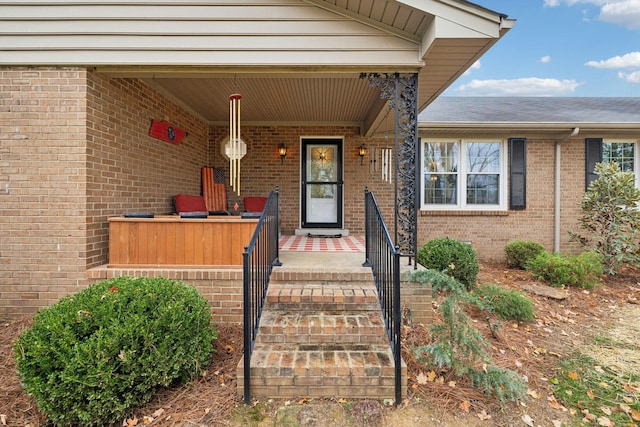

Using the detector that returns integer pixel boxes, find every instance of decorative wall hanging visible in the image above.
[149,120,188,144]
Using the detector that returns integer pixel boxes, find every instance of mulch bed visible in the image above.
[1,264,638,426]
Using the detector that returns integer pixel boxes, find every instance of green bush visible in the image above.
[504,240,546,270]
[526,251,604,289]
[570,161,640,274]
[417,238,479,289]
[472,284,535,322]
[14,277,217,426]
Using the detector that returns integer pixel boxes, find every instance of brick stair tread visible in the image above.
[256,310,387,345]
[266,283,379,311]
[244,343,405,377]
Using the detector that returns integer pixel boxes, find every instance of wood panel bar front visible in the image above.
[108,216,259,267]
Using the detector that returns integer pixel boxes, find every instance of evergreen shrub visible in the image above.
[504,240,546,270]
[473,284,535,322]
[14,277,217,426]
[417,238,479,289]
[526,251,604,289]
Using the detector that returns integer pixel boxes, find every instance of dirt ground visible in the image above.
[1,263,639,427]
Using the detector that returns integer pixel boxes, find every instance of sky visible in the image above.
[443,0,640,97]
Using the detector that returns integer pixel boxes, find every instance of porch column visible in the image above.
[362,73,419,262]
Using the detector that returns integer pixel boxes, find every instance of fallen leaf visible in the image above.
[337,398,347,404]
[448,381,456,388]
[522,414,534,426]
[142,416,153,424]
[152,409,165,418]
[582,409,597,422]
[587,389,597,399]
[594,366,605,374]
[459,400,471,413]
[416,372,428,385]
[0,414,6,426]
[476,410,491,420]
[427,370,436,382]
[565,390,573,396]
[552,420,563,427]
[600,406,612,416]
[597,416,613,426]
[631,408,640,422]
[548,395,567,411]
[435,376,444,384]
[624,383,640,394]
[567,371,579,380]
[125,416,139,427]
[226,344,234,354]
[527,389,540,399]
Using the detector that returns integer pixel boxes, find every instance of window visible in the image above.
[586,139,639,189]
[603,141,636,173]
[422,139,507,210]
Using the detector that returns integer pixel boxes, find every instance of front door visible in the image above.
[301,138,343,229]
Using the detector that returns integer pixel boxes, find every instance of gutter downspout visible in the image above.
[554,127,579,253]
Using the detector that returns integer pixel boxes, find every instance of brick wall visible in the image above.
[418,138,585,261]
[0,67,89,317]
[0,67,211,317]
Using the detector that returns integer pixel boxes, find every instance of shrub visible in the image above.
[417,238,479,289]
[14,277,217,426]
[472,284,535,322]
[570,161,640,274]
[526,251,604,289]
[408,270,526,402]
[504,240,546,270]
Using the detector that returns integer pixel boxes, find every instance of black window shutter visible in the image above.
[585,138,603,190]
[509,138,527,210]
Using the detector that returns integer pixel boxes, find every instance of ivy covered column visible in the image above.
[362,73,419,263]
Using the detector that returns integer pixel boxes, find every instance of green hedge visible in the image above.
[14,277,217,426]
[417,238,479,289]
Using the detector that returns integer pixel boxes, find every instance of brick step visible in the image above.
[266,283,379,312]
[237,343,407,400]
[256,310,387,345]
[270,266,373,287]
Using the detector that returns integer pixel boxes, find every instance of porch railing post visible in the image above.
[363,187,371,267]
[393,249,402,404]
[242,248,251,404]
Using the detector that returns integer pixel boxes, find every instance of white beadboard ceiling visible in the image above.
[0,0,513,136]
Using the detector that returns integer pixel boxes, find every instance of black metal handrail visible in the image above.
[363,187,402,406]
[242,187,281,404]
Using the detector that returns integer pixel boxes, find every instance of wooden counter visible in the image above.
[108,215,258,267]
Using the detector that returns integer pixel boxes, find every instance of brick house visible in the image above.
[1,0,517,319]
[418,96,640,260]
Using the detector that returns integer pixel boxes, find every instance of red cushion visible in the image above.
[175,194,207,213]
[243,196,267,212]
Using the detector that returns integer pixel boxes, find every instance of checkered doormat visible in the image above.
[279,235,365,253]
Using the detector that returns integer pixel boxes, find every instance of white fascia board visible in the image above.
[420,15,500,59]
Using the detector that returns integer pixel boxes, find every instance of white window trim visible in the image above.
[421,138,508,211]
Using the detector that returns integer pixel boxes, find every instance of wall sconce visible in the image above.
[278,143,287,164]
[358,143,367,165]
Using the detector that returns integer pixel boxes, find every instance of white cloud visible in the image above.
[543,0,640,29]
[540,56,551,64]
[454,78,581,96]
[618,70,640,83]
[599,1,640,29]
[462,60,481,77]
[585,51,640,69]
